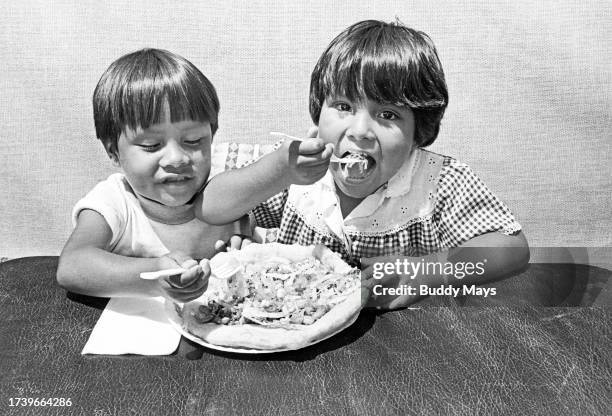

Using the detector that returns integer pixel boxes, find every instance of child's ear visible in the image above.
[103,141,120,166]
[109,155,120,167]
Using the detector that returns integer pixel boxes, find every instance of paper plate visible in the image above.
[163,243,362,353]
[166,307,359,354]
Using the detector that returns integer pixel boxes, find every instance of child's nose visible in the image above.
[346,111,376,141]
[160,141,190,168]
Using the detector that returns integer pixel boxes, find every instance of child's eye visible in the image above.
[379,110,399,120]
[138,143,160,151]
[334,102,352,112]
[184,137,203,146]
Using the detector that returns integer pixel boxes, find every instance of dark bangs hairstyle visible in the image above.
[309,20,448,147]
[93,48,219,157]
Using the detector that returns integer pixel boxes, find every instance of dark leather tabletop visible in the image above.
[0,257,610,415]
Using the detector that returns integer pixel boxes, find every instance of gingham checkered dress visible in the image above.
[248,148,521,267]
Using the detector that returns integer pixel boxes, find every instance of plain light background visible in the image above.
[1,1,610,263]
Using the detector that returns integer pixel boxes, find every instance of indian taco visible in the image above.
[166,243,363,351]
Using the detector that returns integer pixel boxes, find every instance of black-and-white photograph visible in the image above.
[1,1,610,415]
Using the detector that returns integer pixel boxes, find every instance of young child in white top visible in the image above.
[199,20,529,309]
[57,48,249,302]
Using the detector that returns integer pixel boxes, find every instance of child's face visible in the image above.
[114,105,212,207]
[318,95,416,199]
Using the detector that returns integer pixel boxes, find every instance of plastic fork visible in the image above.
[269,132,367,166]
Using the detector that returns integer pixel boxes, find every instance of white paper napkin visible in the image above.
[82,296,181,355]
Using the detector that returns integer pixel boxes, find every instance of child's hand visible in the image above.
[276,137,334,186]
[214,234,253,252]
[306,125,319,138]
[157,252,210,303]
[360,261,421,310]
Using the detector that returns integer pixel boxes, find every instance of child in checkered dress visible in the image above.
[200,20,529,309]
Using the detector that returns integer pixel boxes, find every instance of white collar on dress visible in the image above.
[385,148,420,198]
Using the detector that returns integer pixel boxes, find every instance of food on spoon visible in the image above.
[338,152,375,179]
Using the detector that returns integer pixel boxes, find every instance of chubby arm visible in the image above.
[447,230,530,279]
[56,209,207,301]
[363,231,530,309]
[198,138,333,225]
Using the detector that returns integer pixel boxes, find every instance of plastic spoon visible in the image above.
[139,268,186,280]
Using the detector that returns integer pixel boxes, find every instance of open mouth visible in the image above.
[162,176,193,184]
[337,151,376,180]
